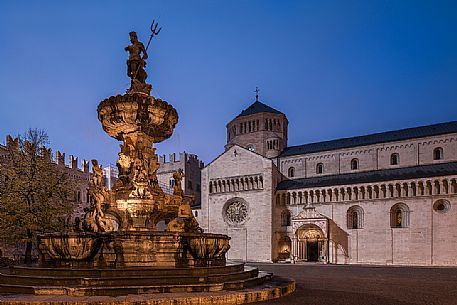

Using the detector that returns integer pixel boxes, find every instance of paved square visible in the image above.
[253,263,457,305]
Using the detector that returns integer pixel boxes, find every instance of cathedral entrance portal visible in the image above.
[306,240,319,262]
[295,224,326,262]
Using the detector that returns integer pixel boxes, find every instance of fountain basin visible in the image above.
[97,94,178,142]
[37,232,102,262]
[38,231,230,268]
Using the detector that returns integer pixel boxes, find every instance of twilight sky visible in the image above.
[0,1,456,168]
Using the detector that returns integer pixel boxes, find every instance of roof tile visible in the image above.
[281,121,457,157]
[237,101,283,117]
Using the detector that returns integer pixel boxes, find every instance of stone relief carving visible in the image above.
[291,206,328,238]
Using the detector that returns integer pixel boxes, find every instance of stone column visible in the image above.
[291,236,297,262]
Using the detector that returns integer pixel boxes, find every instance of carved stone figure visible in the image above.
[173,168,185,196]
[91,160,103,188]
[82,160,114,233]
[167,217,185,232]
[148,148,160,186]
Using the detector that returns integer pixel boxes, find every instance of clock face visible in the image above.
[225,200,248,224]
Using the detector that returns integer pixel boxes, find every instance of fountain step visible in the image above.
[0,272,272,296]
[0,267,258,287]
[9,263,245,277]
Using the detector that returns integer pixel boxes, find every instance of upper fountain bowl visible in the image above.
[97,94,178,142]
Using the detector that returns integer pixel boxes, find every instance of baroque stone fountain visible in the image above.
[0,26,294,302]
[37,29,230,271]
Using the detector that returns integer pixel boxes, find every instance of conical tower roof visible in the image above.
[237,101,283,118]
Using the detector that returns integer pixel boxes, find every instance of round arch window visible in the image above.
[433,199,450,213]
[223,198,249,225]
[246,144,255,152]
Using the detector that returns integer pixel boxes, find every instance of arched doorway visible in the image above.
[295,224,326,262]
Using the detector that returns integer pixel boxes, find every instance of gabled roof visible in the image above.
[281,121,457,157]
[277,162,457,190]
[237,101,283,118]
[203,144,271,169]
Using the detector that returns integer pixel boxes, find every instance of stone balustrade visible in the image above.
[276,175,457,206]
[209,174,263,194]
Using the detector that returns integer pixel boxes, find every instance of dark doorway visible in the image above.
[306,240,319,262]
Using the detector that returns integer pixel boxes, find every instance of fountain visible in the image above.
[0,25,294,304]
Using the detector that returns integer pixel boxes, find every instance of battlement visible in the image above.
[158,152,204,169]
[53,151,90,173]
[2,135,90,173]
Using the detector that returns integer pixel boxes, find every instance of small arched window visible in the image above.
[347,205,364,229]
[433,147,443,160]
[316,163,324,174]
[351,158,359,170]
[288,167,295,178]
[390,203,410,228]
[390,153,399,165]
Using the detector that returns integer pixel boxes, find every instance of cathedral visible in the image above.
[198,96,457,266]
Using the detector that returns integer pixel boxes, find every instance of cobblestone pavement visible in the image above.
[253,263,457,305]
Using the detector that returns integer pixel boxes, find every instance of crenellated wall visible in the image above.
[0,136,92,258]
[157,152,204,205]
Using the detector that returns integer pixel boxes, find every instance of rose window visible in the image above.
[225,200,248,224]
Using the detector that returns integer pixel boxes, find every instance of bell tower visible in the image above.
[225,89,288,158]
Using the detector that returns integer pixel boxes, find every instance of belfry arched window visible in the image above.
[316,163,323,174]
[347,205,364,229]
[390,153,399,165]
[390,203,410,228]
[288,167,295,178]
[433,147,443,160]
[351,158,359,170]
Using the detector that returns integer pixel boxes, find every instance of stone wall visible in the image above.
[278,174,457,265]
[201,146,275,262]
[157,152,204,205]
[279,134,457,179]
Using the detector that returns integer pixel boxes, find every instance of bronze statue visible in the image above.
[125,31,148,84]
[125,21,161,95]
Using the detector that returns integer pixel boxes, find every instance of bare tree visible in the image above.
[0,129,75,264]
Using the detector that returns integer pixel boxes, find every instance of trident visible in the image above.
[132,20,162,82]
[145,19,162,52]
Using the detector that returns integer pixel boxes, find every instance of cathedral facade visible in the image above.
[198,99,457,266]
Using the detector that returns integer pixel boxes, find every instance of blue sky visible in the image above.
[0,1,456,167]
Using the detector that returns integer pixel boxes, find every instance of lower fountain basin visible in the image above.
[37,232,102,261]
[38,231,230,268]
